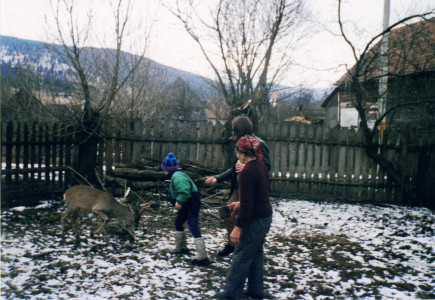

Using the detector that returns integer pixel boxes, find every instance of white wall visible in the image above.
[340,107,359,127]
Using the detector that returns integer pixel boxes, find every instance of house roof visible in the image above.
[284,116,312,124]
[341,18,435,83]
[321,86,340,107]
[166,77,201,100]
[204,102,228,120]
[322,17,435,107]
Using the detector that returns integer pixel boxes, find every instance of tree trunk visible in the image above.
[413,148,435,209]
[364,139,418,206]
[75,108,101,187]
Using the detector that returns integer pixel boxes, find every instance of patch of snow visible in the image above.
[1,198,434,299]
[10,206,26,212]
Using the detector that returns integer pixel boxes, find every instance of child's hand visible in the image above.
[175,202,182,210]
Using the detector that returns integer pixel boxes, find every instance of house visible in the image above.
[163,77,208,121]
[204,102,228,124]
[1,88,81,123]
[322,18,435,131]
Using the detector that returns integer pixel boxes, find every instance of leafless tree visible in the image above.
[44,0,152,185]
[336,0,435,205]
[169,0,309,132]
[110,56,170,122]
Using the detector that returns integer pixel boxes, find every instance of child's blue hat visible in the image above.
[161,153,179,172]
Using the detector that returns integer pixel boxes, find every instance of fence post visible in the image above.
[30,123,37,181]
[414,147,435,209]
[15,122,21,183]
[278,122,289,177]
[23,123,29,181]
[105,119,113,173]
[37,123,43,180]
[114,121,122,164]
[64,125,74,186]
[44,124,51,184]
[5,122,13,183]
[58,124,65,186]
[122,120,132,164]
[132,118,143,164]
[51,123,58,183]
[396,134,408,203]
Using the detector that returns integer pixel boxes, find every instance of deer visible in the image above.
[61,185,146,242]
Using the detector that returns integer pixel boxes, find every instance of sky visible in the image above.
[1,0,434,89]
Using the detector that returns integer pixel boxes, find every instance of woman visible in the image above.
[215,135,273,299]
[205,115,270,257]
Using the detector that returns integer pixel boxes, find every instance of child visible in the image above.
[161,152,209,265]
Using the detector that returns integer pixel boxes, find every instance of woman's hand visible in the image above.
[175,202,182,210]
[205,176,217,185]
[228,201,240,214]
[235,161,245,173]
[230,226,241,245]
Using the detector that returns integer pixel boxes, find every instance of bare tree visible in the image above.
[266,88,319,123]
[336,0,435,205]
[110,56,170,122]
[169,0,308,132]
[44,0,151,185]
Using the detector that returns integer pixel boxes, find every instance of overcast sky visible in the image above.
[1,0,434,89]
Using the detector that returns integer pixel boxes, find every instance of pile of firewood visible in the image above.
[104,158,229,209]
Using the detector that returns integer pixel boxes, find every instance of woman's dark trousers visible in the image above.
[223,216,272,298]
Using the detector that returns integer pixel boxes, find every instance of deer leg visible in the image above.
[93,210,109,235]
[71,210,82,239]
[61,207,80,237]
[101,224,110,244]
[119,219,136,241]
[61,209,71,235]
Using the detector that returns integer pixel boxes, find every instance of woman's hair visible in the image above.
[235,135,263,162]
[230,116,253,140]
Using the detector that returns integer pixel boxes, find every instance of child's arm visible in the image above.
[172,174,192,206]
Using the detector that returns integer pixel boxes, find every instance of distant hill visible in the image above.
[0,35,218,99]
[1,35,327,102]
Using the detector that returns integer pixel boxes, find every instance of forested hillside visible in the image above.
[0,35,217,99]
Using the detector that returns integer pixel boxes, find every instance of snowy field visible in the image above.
[1,197,434,299]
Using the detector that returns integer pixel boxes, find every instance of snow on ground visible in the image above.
[1,198,434,299]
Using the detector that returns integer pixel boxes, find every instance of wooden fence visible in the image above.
[2,119,433,207]
[1,122,75,206]
[259,123,398,203]
[97,119,228,174]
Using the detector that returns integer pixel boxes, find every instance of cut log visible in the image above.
[104,175,163,190]
[111,168,166,181]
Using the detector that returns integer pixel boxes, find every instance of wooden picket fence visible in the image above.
[2,119,433,207]
[258,123,400,203]
[1,122,75,205]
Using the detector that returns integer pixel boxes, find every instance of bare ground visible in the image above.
[1,195,434,299]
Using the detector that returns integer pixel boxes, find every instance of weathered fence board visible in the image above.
[1,121,75,206]
[2,119,433,207]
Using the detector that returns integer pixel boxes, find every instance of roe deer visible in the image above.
[61,185,138,242]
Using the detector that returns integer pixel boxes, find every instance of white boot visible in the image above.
[192,237,210,265]
[170,231,189,254]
